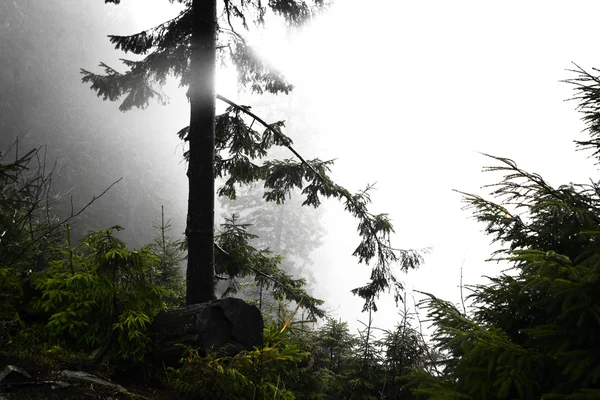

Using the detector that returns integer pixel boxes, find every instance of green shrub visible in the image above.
[169,320,307,400]
[33,225,176,364]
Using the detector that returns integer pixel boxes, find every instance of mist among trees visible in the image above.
[1,1,600,399]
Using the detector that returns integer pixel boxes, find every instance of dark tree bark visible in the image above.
[185,0,217,305]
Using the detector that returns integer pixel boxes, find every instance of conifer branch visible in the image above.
[222,0,245,40]
[216,94,423,311]
[214,238,324,317]
[564,63,600,162]
[84,0,420,311]
[217,94,325,182]
[215,239,280,285]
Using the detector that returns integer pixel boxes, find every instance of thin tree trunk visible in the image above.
[185,0,217,305]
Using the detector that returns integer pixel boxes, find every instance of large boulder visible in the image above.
[148,298,264,366]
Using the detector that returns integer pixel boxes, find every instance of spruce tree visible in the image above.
[408,66,600,399]
[82,0,422,311]
[83,0,324,305]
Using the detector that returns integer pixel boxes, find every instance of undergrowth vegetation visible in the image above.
[169,319,307,399]
[4,66,600,399]
[0,139,433,399]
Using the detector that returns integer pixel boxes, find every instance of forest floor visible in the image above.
[0,355,175,400]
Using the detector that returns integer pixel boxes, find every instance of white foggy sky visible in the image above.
[131,1,600,332]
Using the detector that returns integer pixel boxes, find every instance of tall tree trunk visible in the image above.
[186,0,217,305]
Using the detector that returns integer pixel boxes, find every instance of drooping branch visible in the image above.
[214,235,325,318]
[217,94,325,182]
[215,240,286,289]
[216,94,424,311]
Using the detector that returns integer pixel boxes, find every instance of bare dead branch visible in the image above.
[8,178,123,268]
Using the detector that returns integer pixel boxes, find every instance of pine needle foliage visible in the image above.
[85,0,422,310]
[312,318,357,376]
[83,0,324,110]
[32,225,178,363]
[381,307,430,399]
[564,63,600,163]
[302,310,426,400]
[208,103,423,311]
[219,184,325,317]
[216,214,325,319]
[150,206,186,308]
[409,66,600,399]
